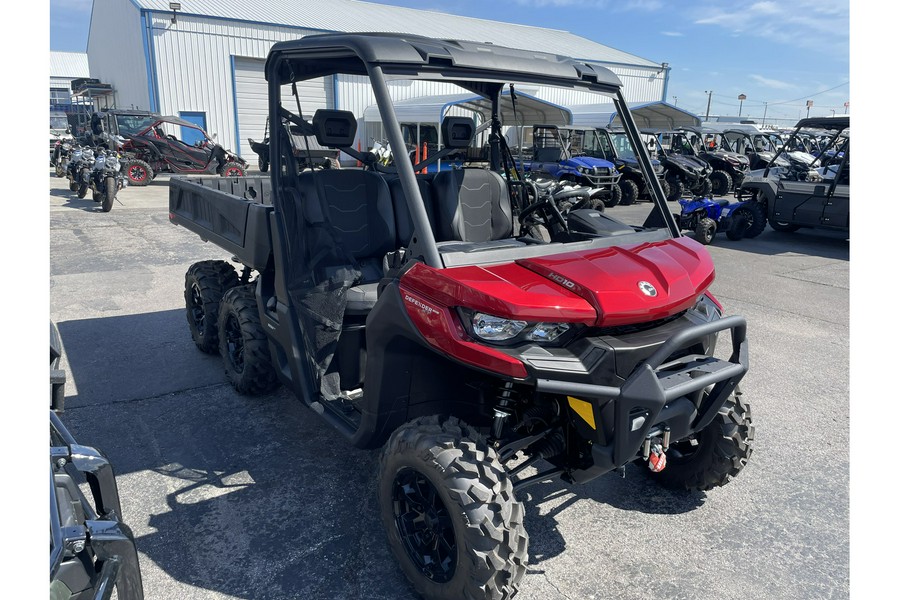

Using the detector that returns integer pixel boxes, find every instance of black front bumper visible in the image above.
[536,315,748,483]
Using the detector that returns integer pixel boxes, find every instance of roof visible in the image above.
[50,51,90,78]
[362,90,572,127]
[570,101,701,129]
[132,0,659,68]
[793,116,849,131]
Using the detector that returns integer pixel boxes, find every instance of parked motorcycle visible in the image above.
[89,150,126,212]
[76,147,96,199]
[52,140,74,178]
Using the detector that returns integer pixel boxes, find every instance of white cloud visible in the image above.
[692,0,849,54]
[661,31,684,37]
[750,74,796,90]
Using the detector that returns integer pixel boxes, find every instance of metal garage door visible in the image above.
[233,57,332,160]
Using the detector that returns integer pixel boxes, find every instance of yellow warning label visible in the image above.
[567,396,596,430]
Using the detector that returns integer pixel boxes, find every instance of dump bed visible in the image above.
[169,176,274,270]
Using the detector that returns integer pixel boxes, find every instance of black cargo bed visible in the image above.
[169,176,274,270]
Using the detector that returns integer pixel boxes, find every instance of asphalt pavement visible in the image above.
[49,172,849,600]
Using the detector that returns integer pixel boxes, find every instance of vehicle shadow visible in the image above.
[712,227,849,261]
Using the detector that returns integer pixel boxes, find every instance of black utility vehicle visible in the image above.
[171,34,753,600]
[674,126,750,195]
[607,128,669,203]
[650,129,714,200]
[738,116,849,233]
[248,116,342,173]
[50,322,144,599]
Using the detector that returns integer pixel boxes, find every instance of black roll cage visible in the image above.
[265,33,679,268]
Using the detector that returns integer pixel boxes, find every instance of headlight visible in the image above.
[62,143,71,150]
[107,157,120,171]
[467,311,574,345]
[472,313,527,341]
[528,322,570,342]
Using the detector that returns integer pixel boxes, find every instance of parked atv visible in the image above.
[171,34,753,600]
[737,116,849,233]
[676,196,766,244]
[607,128,669,203]
[119,114,246,186]
[649,130,714,201]
[674,126,750,195]
[520,124,622,207]
[722,129,791,171]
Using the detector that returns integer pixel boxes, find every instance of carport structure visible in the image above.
[571,101,701,129]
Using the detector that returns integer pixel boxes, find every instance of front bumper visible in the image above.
[536,315,748,482]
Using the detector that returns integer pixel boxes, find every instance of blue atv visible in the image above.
[676,196,766,244]
[521,124,622,207]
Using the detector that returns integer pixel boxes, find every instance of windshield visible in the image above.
[114,115,158,136]
[50,114,68,130]
[611,132,636,160]
[578,129,616,161]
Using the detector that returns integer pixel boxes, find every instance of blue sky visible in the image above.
[50,0,850,124]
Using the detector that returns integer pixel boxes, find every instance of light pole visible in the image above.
[806,100,813,119]
[704,90,713,121]
[673,95,678,107]
[844,101,849,114]
[830,109,836,117]
[762,101,768,127]
[738,93,746,117]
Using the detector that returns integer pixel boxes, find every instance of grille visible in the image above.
[590,310,687,337]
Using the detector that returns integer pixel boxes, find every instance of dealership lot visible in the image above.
[50,173,849,600]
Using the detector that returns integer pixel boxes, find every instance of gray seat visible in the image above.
[296,169,396,313]
[431,168,513,243]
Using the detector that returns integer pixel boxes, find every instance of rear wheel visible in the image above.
[695,217,717,244]
[217,285,279,395]
[617,179,639,206]
[123,159,153,187]
[184,260,239,353]
[709,170,733,196]
[648,392,754,491]
[378,416,528,600]
[69,180,78,191]
[221,162,245,177]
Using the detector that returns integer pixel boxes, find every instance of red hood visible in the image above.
[517,237,715,327]
[400,237,715,328]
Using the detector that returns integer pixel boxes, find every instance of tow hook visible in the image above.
[642,426,671,472]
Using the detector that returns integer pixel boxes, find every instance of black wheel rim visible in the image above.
[223,312,244,373]
[392,468,457,583]
[188,283,206,334]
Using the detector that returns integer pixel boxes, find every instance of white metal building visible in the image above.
[50,51,90,107]
[87,0,670,158]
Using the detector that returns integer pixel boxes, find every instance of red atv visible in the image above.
[119,115,246,186]
[171,33,754,600]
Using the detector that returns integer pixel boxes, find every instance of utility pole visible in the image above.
[762,101,768,127]
[704,90,713,121]
[738,94,746,117]
[844,101,849,114]
[806,100,813,119]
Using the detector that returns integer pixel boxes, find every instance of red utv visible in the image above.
[119,115,246,186]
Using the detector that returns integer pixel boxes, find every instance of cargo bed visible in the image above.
[169,176,274,270]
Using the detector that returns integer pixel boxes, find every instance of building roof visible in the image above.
[571,101,702,129]
[50,51,90,78]
[133,0,659,67]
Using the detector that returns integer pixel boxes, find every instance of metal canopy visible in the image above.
[570,101,701,129]
[362,90,572,126]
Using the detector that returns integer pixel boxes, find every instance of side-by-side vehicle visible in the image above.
[170,33,754,600]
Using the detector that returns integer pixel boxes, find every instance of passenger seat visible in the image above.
[431,168,515,245]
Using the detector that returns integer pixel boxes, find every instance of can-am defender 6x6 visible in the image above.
[170,33,754,600]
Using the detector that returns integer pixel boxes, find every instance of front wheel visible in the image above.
[123,159,153,187]
[648,392,754,491]
[695,217,717,244]
[692,178,713,198]
[217,285,279,395]
[55,162,66,178]
[709,170,733,196]
[617,179,639,206]
[665,178,683,202]
[726,202,766,240]
[769,220,800,233]
[77,181,88,199]
[101,176,116,212]
[600,183,621,208]
[378,416,528,600]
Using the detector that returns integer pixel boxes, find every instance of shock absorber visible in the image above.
[491,382,517,440]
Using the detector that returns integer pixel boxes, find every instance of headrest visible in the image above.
[441,117,476,149]
[312,109,357,148]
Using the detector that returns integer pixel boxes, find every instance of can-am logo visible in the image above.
[638,281,657,297]
[547,272,577,290]
[404,294,436,315]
